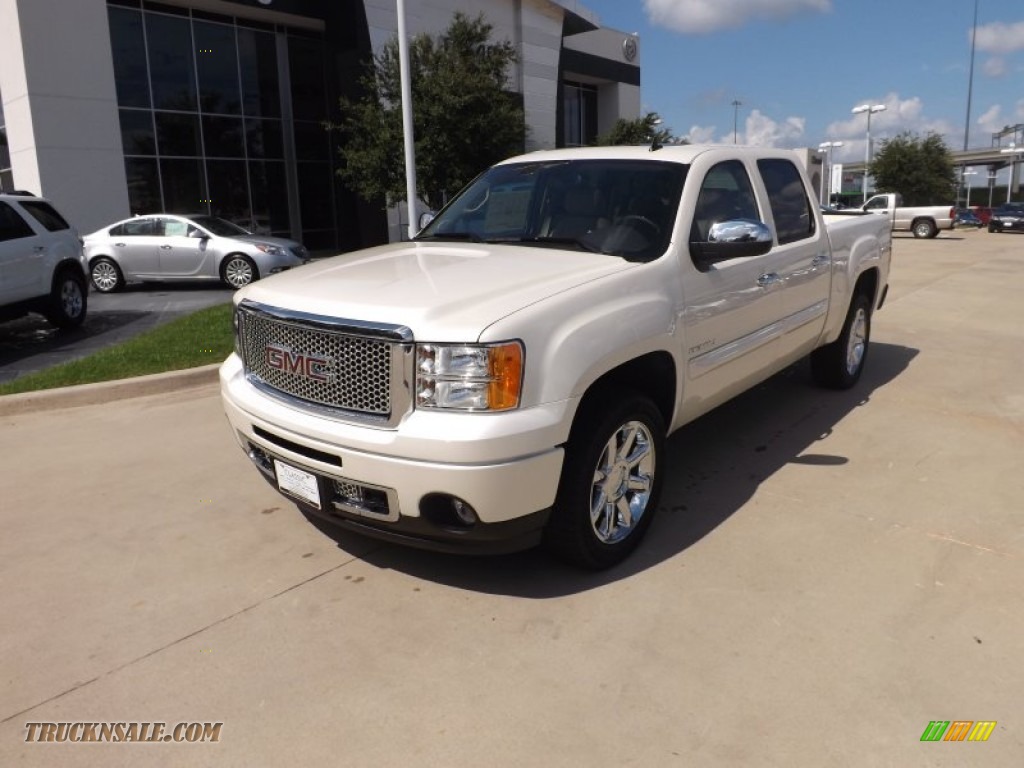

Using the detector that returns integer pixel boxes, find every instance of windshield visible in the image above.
[190,216,252,237]
[416,159,687,262]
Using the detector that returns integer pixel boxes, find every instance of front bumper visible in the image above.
[221,356,567,553]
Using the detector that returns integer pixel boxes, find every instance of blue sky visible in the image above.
[581,0,1024,167]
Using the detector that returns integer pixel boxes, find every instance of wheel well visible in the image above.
[51,260,86,288]
[575,352,677,431]
[854,267,879,308]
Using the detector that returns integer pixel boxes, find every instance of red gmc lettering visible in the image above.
[266,345,329,382]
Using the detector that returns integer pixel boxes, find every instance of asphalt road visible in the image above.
[0,229,1021,766]
[0,283,233,384]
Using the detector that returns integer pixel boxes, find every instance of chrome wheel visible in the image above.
[589,420,656,545]
[91,260,120,292]
[223,256,255,288]
[845,307,867,376]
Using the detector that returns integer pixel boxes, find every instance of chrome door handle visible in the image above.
[160,245,172,249]
[811,254,829,268]
[757,272,780,287]
[33,246,46,252]
[114,242,126,247]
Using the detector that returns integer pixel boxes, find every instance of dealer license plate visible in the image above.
[274,459,321,510]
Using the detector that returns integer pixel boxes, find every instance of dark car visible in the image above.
[987,203,1024,233]
[953,209,982,228]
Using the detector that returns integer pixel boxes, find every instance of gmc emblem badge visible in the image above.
[266,343,332,382]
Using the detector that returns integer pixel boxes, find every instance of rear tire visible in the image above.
[90,257,124,293]
[912,219,937,239]
[544,392,665,569]
[44,268,88,329]
[811,292,871,389]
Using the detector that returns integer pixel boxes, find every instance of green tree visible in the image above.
[869,132,956,205]
[595,112,679,146]
[328,13,525,211]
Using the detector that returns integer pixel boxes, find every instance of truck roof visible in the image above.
[497,144,802,166]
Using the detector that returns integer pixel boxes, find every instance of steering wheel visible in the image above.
[619,214,661,236]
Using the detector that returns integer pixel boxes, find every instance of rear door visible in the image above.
[111,217,162,277]
[0,201,45,304]
[754,158,832,359]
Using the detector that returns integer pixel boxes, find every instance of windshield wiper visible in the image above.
[414,232,484,242]
[488,235,603,253]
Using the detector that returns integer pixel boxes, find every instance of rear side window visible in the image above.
[0,201,36,242]
[757,159,815,244]
[19,200,71,232]
[111,218,158,236]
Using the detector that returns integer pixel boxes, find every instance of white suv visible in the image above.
[0,193,89,329]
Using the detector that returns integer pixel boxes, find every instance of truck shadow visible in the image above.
[310,341,919,596]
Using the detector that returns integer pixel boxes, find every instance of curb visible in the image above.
[0,364,222,418]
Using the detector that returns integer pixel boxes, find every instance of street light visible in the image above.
[999,144,1024,203]
[852,103,886,203]
[818,141,844,206]
[962,169,977,207]
[732,100,742,144]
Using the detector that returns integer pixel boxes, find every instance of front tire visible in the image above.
[44,268,88,329]
[811,292,872,389]
[544,392,665,569]
[221,255,257,289]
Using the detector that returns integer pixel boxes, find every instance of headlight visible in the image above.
[253,243,286,257]
[416,342,523,411]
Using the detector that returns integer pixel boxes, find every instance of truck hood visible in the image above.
[237,241,635,341]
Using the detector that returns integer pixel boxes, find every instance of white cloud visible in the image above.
[973,20,1024,55]
[643,0,831,35]
[977,104,1004,135]
[983,56,1008,77]
[682,110,805,147]
[683,124,718,143]
[821,92,957,161]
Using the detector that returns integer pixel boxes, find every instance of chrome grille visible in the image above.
[239,304,393,416]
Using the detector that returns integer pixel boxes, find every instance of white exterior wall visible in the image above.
[363,0,563,153]
[0,0,129,233]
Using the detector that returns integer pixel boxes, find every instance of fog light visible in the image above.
[452,498,477,526]
[420,493,478,529]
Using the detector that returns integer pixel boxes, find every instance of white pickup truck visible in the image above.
[862,192,954,238]
[221,145,891,568]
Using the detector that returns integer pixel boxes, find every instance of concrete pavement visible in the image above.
[0,228,1021,766]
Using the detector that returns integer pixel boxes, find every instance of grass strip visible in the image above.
[0,302,234,396]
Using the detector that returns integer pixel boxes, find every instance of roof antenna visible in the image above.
[649,136,663,152]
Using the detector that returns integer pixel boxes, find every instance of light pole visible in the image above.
[1000,144,1024,203]
[852,103,886,203]
[962,169,977,207]
[732,100,742,144]
[818,141,844,207]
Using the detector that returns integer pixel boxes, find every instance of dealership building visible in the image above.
[0,0,641,250]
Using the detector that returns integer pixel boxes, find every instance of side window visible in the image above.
[121,218,158,236]
[162,218,189,237]
[19,201,71,232]
[864,196,888,211]
[0,202,36,242]
[689,160,759,245]
[757,159,815,245]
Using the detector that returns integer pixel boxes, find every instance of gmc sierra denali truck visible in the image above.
[221,145,891,568]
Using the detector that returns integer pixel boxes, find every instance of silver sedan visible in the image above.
[83,214,309,292]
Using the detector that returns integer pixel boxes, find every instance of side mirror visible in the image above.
[188,229,208,239]
[690,219,773,268]
[418,211,436,231]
